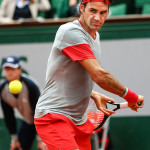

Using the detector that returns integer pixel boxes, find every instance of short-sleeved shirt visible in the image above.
[34,20,102,125]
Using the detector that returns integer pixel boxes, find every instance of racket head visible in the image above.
[87,111,104,132]
[87,100,127,131]
[87,100,141,131]
[87,99,104,132]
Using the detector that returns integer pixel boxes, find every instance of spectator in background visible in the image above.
[0,56,48,150]
[0,0,51,24]
[68,0,80,17]
[55,0,79,18]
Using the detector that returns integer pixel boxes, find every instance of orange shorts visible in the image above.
[34,113,94,150]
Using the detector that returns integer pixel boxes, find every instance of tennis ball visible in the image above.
[9,80,22,94]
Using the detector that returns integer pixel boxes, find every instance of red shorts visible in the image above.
[34,113,94,150]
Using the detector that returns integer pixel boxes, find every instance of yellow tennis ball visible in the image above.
[9,80,22,94]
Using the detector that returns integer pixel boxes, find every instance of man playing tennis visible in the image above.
[34,0,144,149]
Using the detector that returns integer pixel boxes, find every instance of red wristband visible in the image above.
[123,89,138,103]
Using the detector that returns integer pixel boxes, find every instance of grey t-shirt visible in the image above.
[34,20,102,125]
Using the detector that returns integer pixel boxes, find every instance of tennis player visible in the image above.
[34,0,144,149]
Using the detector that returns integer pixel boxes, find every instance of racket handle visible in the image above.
[118,101,142,109]
[120,102,128,109]
[137,101,142,106]
[121,101,142,108]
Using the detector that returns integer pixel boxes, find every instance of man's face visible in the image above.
[80,2,109,31]
[4,67,22,82]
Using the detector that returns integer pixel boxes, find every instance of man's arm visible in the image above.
[79,58,144,110]
[22,76,40,111]
[79,59,126,96]
[0,98,22,149]
[1,99,17,134]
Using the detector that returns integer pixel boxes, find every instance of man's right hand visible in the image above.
[10,140,22,150]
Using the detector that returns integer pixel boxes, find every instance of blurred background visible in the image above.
[0,0,150,149]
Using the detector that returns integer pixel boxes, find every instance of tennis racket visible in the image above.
[87,100,142,131]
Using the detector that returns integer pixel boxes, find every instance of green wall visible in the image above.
[109,116,150,150]
[0,18,150,44]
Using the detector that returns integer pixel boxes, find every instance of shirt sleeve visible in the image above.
[62,43,96,61]
[56,26,96,61]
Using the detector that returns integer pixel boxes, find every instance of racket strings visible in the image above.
[87,99,104,130]
[87,112,104,128]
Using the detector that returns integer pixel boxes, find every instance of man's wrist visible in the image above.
[122,88,138,103]
[36,135,42,141]
[11,134,18,143]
